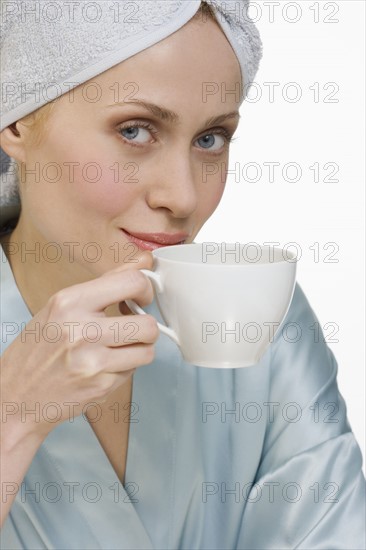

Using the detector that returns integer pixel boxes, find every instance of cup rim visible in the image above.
[152,242,298,266]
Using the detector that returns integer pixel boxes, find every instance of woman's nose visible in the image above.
[145,153,198,218]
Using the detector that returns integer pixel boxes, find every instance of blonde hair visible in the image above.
[17,99,59,148]
[193,2,218,21]
[10,100,60,190]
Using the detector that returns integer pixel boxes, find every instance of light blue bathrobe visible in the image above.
[1,245,365,549]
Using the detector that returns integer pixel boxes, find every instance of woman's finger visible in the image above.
[97,343,156,373]
[47,268,155,316]
[72,314,159,348]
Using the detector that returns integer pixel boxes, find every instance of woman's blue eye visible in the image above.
[119,124,153,144]
[197,134,226,151]
[123,127,139,139]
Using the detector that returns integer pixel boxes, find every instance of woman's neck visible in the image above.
[0,221,96,316]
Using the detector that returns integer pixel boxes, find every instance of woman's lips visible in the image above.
[121,229,188,251]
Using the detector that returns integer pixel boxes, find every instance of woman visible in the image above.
[1,1,365,548]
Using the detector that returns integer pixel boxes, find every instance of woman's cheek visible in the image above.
[66,160,136,217]
[201,177,226,217]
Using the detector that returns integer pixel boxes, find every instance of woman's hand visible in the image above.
[1,252,158,443]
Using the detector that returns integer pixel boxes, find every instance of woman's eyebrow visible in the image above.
[105,99,240,127]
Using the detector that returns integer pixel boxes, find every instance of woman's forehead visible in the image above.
[69,18,242,111]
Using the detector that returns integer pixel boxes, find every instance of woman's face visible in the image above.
[15,15,242,275]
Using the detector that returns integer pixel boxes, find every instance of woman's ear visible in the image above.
[0,122,27,163]
[8,123,21,136]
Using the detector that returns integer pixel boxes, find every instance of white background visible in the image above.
[196,0,365,469]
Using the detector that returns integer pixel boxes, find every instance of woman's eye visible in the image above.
[118,123,154,145]
[196,133,227,152]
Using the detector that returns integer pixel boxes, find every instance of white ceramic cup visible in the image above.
[126,243,297,368]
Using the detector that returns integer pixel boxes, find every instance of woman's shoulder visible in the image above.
[272,281,332,357]
[266,281,340,418]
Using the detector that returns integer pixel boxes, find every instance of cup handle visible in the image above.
[125,269,180,346]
